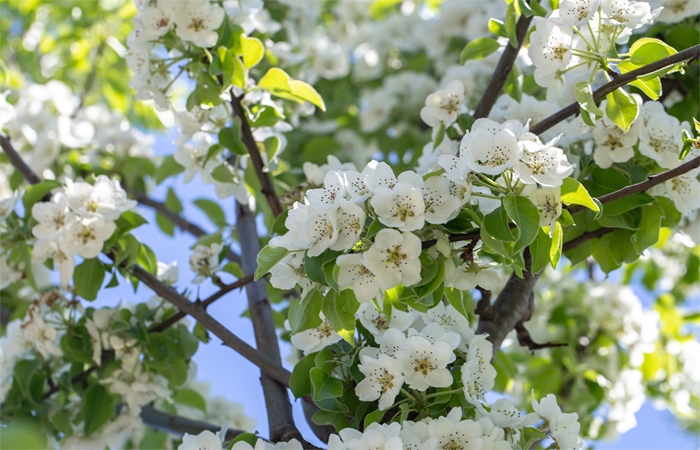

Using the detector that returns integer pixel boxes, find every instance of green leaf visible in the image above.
[232,56,247,89]
[633,206,662,252]
[549,222,563,269]
[575,81,604,121]
[305,250,342,285]
[618,61,661,100]
[193,322,209,343]
[290,352,318,398]
[488,19,507,37]
[310,367,343,401]
[154,156,185,184]
[83,384,115,436]
[251,106,284,129]
[323,290,359,346]
[591,233,621,273]
[241,35,264,69]
[193,199,228,228]
[519,427,547,450]
[605,88,639,132]
[210,164,238,183]
[258,67,292,91]
[139,429,168,450]
[155,212,175,236]
[530,0,548,16]
[364,408,387,428]
[483,206,516,242]
[228,434,258,449]
[312,410,350,431]
[505,63,523,103]
[289,289,323,333]
[505,2,518,47]
[219,117,248,156]
[629,38,678,66]
[561,178,599,212]
[254,245,289,280]
[222,262,244,278]
[289,80,326,111]
[503,193,540,254]
[530,227,552,274]
[460,38,501,64]
[73,259,105,301]
[173,388,207,412]
[23,180,61,214]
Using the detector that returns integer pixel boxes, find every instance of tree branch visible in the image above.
[132,192,242,265]
[140,405,245,441]
[476,253,541,358]
[531,43,700,135]
[567,155,700,215]
[236,201,301,443]
[473,12,533,119]
[1,138,292,389]
[0,135,41,184]
[562,227,615,252]
[230,96,284,217]
[129,264,292,387]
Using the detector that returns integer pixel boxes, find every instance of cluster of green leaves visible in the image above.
[2,298,205,447]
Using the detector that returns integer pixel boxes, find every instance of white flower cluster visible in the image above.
[30,176,135,287]
[190,242,223,284]
[127,0,224,110]
[270,154,507,299]
[1,84,153,175]
[528,0,661,102]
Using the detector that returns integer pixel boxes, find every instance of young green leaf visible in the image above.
[503,193,540,254]
[460,38,501,64]
[288,289,323,333]
[574,81,604,120]
[73,259,105,301]
[254,245,289,280]
[560,178,599,212]
[605,88,639,132]
[83,384,115,436]
[241,35,264,69]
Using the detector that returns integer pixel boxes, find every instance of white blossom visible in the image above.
[289,313,342,355]
[190,243,223,284]
[395,335,454,391]
[363,229,422,291]
[356,354,404,411]
[336,254,381,303]
[420,80,466,128]
[173,1,225,48]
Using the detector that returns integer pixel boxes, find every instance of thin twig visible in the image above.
[148,274,254,333]
[531,44,700,135]
[562,227,615,252]
[567,155,700,215]
[0,135,41,184]
[229,95,284,217]
[140,404,245,441]
[473,11,533,119]
[515,322,568,351]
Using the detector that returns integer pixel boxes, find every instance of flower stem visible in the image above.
[424,388,464,399]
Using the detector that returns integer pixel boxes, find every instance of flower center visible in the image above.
[385,245,407,267]
[377,369,395,393]
[189,18,205,32]
[317,320,333,338]
[604,135,623,150]
[440,95,460,114]
[372,314,389,330]
[413,357,436,375]
[443,440,464,450]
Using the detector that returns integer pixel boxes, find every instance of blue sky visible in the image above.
[90,130,699,449]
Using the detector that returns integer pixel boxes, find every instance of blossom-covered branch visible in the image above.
[531,43,700,135]
[568,155,700,215]
[0,137,293,388]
